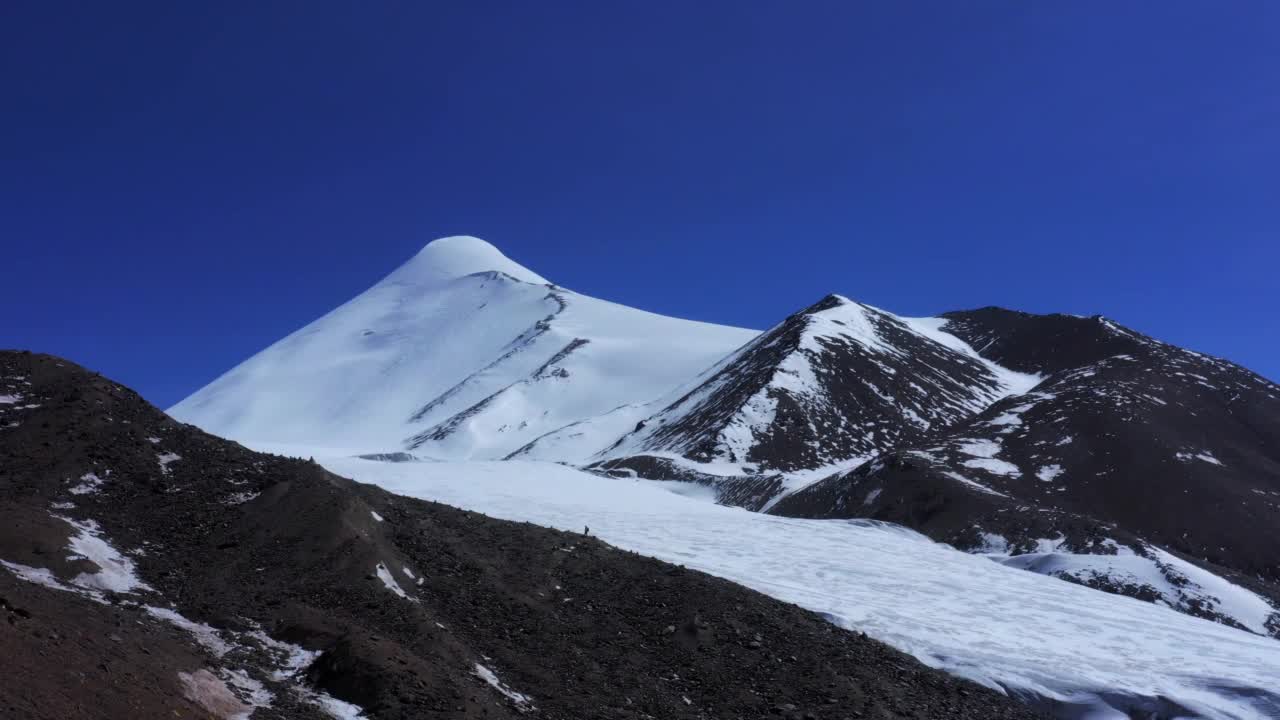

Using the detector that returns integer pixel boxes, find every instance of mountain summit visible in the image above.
[383,235,550,287]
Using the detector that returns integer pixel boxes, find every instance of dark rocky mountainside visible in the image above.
[0,351,1043,720]
[768,311,1280,637]
[933,308,1142,375]
[599,296,1021,475]
[568,300,1280,637]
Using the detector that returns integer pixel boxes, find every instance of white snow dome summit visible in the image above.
[169,234,757,455]
[381,235,550,287]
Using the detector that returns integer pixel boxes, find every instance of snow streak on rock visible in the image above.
[600,296,1037,480]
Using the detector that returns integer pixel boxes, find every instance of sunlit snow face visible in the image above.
[169,236,758,459]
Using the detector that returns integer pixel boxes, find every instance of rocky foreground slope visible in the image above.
[0,351,1042,720]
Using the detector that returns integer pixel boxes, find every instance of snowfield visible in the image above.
[288,451,1280,720]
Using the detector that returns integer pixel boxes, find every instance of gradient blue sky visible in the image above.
[3,1,1277,407]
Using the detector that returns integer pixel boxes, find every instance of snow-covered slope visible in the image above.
[299,451,1280,720]
[981,536,1279,638]
[169,237,757,457]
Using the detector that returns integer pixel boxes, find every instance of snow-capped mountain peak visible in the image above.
[169,237,757,455]
[381,235,550,287]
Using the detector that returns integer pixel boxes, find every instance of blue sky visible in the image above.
[3,1,1277,407]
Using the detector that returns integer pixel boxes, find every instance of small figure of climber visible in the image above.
[583,525,590,537]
